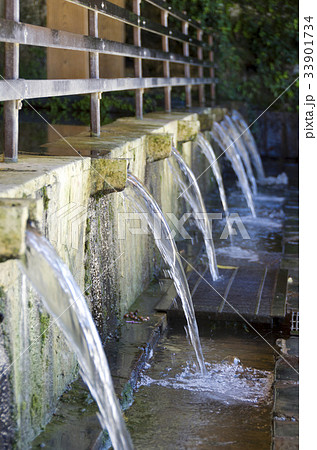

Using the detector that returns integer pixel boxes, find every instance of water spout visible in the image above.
[21,228,134,450]
[168,147,219,281]
[194,133,233,238]
[125,173,206,374]
[223,115,257,196]
[211,122,256,218]
[231,110,265,181]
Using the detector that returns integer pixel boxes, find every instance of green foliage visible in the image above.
[20,46,46,79]
[25,90,168,125]
[171,0,298,110]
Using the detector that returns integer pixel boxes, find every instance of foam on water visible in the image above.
[139,360,273,405]
[216,246,259,262]
[258,173,289,185]
[242,216,283,229]
[254,194,285,203]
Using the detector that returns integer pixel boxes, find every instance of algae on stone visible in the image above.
[146,134,172,162]
[90,159,127,195]
[177,120,200,142]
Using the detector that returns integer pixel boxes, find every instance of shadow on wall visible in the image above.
[251,111,298,160]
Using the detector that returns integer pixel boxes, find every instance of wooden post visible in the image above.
[182,20,191,108]
[161,10,171,113]
[4,0,19,162]
[89,10,100,136]
[133,0,143,119]
[197,29,205,107]
[208,34,216,103]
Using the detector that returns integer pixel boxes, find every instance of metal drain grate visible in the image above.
[291,310,299,333]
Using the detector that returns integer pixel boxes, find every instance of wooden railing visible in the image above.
[0,0,216,162]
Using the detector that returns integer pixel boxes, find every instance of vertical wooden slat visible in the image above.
[4,0,20,162]
[89,10,100,136]
[133,0,143,119]
[208,34,216,103]
[161,10,171,112]
[197,28,205,107]
[182,20,191,108]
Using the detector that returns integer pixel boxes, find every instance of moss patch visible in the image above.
[41,186,50,211]
[146,134,172,162]
[120,382,134,411]
[39,312,50,348]
[91,159,127,196]
[177,120,200,142]
[30,394,41,420]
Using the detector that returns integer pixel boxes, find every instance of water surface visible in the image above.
[125,328,275,449]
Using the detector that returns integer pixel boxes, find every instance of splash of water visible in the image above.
[139,360,273,405]
[231,110,265,181]
[126,173,206,374]
[211,122,256,218]
[21,228,133,450]
[194,133,233,238]
[168,147,219,281]
[223,115,257,195]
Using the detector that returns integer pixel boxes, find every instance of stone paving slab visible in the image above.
[273,436,299,449]
[165,266,288,325]
[274,384,299,418]
[273,337,299,450]
[274,420,299,438]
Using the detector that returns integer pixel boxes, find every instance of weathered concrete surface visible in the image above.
[0,156,91,448]
[0,109,222,448]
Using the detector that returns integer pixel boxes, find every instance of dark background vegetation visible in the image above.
[0,0,298,124]
[171,0,298,111]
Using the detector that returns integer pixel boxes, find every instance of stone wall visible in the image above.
[0,109,225,448]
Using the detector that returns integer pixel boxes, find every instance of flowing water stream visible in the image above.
[125,173,206,374]
[194,132,233,237]
[169,147,219,281]
[223,115,258,195]
[21,228,133,450]
[231,110,265,181]
[211,122,257,218]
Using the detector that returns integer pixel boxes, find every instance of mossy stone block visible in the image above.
[90,159,127,195]
[198,113,214,131]
[0,200,29,261]
[146,134,172,162]
[177,120,200,142]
